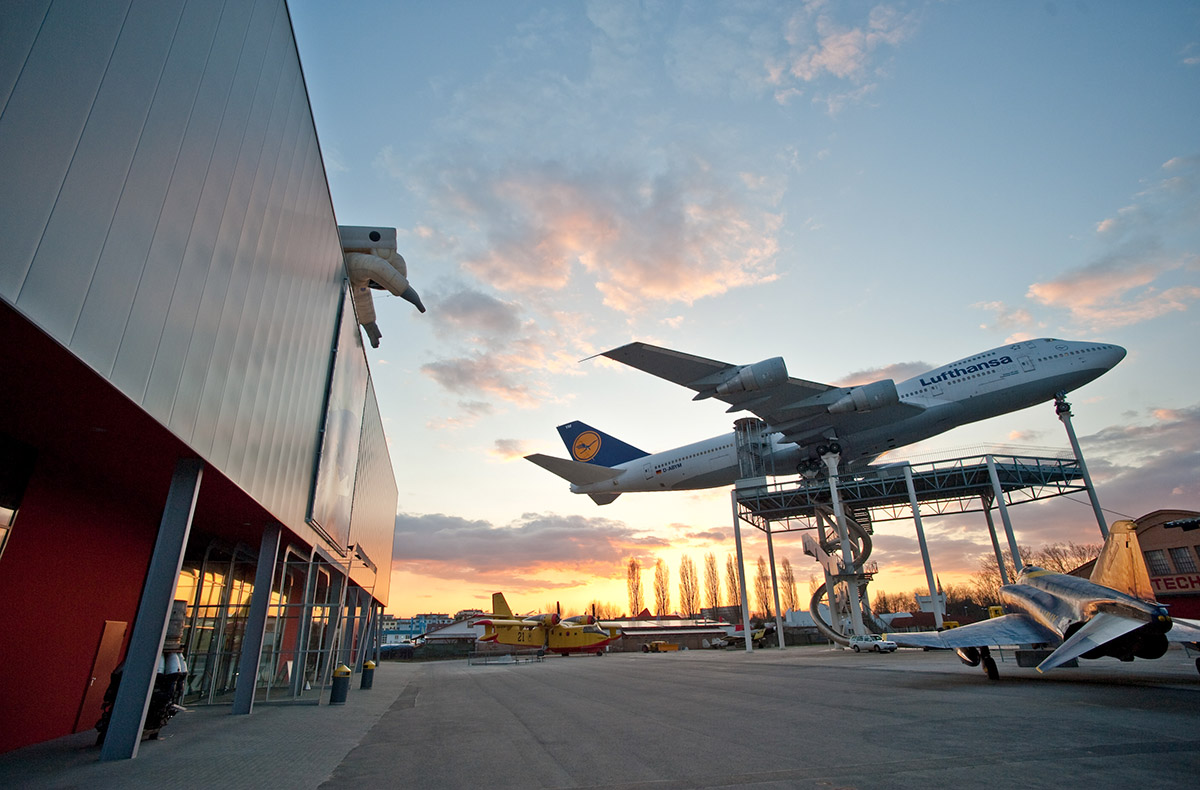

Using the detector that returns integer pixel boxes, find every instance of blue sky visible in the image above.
[290,0,1200,616]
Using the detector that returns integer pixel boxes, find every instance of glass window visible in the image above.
[1168,547,1197,574]
[1144,549,1171,576]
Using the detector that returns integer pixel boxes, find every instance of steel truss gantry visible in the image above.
[729,448,1095,650]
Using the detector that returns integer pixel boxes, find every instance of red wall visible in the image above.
[0,455,158,753]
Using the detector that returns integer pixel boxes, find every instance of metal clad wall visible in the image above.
[0,0,387,551]
[349,383,398,605]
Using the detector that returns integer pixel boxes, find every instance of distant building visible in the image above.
[1071,509,1200,619]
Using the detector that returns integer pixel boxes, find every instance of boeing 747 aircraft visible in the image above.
[525,338,1125,505]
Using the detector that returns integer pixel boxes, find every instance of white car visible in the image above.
[849,634,897,653]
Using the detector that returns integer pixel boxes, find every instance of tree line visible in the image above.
[625,553,801,620]
[870,541,1102,619]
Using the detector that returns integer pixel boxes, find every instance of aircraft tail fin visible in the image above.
[556,421,649,467]
[492,592,514,619]
[1089,520,1156,601]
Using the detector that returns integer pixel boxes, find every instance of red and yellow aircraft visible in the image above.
[475,593,622,656]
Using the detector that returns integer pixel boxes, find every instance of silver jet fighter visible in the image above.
[886,521,1200,678]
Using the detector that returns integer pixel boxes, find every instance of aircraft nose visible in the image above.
[1104,344,1127,368]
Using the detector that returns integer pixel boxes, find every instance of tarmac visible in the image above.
[2,644,1199,789]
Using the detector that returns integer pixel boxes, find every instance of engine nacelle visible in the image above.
[523,613,561,626]
[955,646,982,667]
[828,379,899,414]
[715,357,787,396]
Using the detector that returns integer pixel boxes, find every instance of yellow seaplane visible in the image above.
[475,593,622,656]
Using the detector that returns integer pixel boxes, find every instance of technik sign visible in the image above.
[1151,575,1200,595]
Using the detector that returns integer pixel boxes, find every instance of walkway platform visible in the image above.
[735,451,1086,531]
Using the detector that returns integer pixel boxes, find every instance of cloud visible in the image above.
[492,438,532,461]
[1026,250,1200,330]
[430,288,523,346]
[973,300,1037,336]
[771,1,918,112]
[416,156,782,314]
[391,511,669,588]
[834,360,930,387]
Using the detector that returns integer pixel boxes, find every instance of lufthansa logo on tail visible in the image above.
[572,431,601,462]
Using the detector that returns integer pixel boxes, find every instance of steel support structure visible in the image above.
[101,459,203,761]
[233,524,282,715]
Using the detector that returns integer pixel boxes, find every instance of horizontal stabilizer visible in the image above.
[1168,617,1200,645]
[526,454,623,486]
[1036,611,1142,673]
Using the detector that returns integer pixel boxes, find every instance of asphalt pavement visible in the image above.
[2,645,1199,789]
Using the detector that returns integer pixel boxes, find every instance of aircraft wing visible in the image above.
[887,614,1059,650]
[600,342,925,447]
[1170,617,1200,645]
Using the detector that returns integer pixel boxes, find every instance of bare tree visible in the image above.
[678,555,700,618]
[971,545,1031,605]
[1033,542,1102,574]
[653,557,671,616]
[725,554,742,614]
[703,552,721,611]
[586,600,620,619]
[754,556,773,620]
[781,557,799,613]
[627,557,644,616]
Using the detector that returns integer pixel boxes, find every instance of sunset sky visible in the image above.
[289,1,1200,618]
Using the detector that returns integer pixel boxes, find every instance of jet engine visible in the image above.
[955,646,982,667]
[828,379,899,414]
[715,357,788,396]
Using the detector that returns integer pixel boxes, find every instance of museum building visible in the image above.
[0,0,398,756]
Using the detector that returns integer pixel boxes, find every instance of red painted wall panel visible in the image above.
[0,456,158,753]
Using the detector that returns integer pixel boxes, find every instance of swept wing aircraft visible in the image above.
[526,338,1125,504]
[475,593,622,656]
[886,521,1200,679]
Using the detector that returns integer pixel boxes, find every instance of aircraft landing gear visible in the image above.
[980,646,999,680]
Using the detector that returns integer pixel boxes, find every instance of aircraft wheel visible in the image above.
[816,444,829,457]
[828,442,841,455]
[1195,657,1199,676]
[982,655,999,680]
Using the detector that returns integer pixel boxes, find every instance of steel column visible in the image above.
[904,464,943,628]
[232,524,281,715]
[101,459,203,761]
[986,455,1023,571]
[765,524,786,648]
[731,490,754,652]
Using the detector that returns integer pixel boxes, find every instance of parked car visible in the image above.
[849,634,897,653]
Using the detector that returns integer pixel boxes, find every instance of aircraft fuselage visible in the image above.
[570,338,1125,497]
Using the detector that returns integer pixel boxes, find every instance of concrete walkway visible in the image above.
[2,646,1199,789]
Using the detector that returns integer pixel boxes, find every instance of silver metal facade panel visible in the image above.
[0,0,131,298]
[349,383,398,605]
[19,1,186,340]
[70,0,226,373]
[0,1,53,116]
[0,0,395,558]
